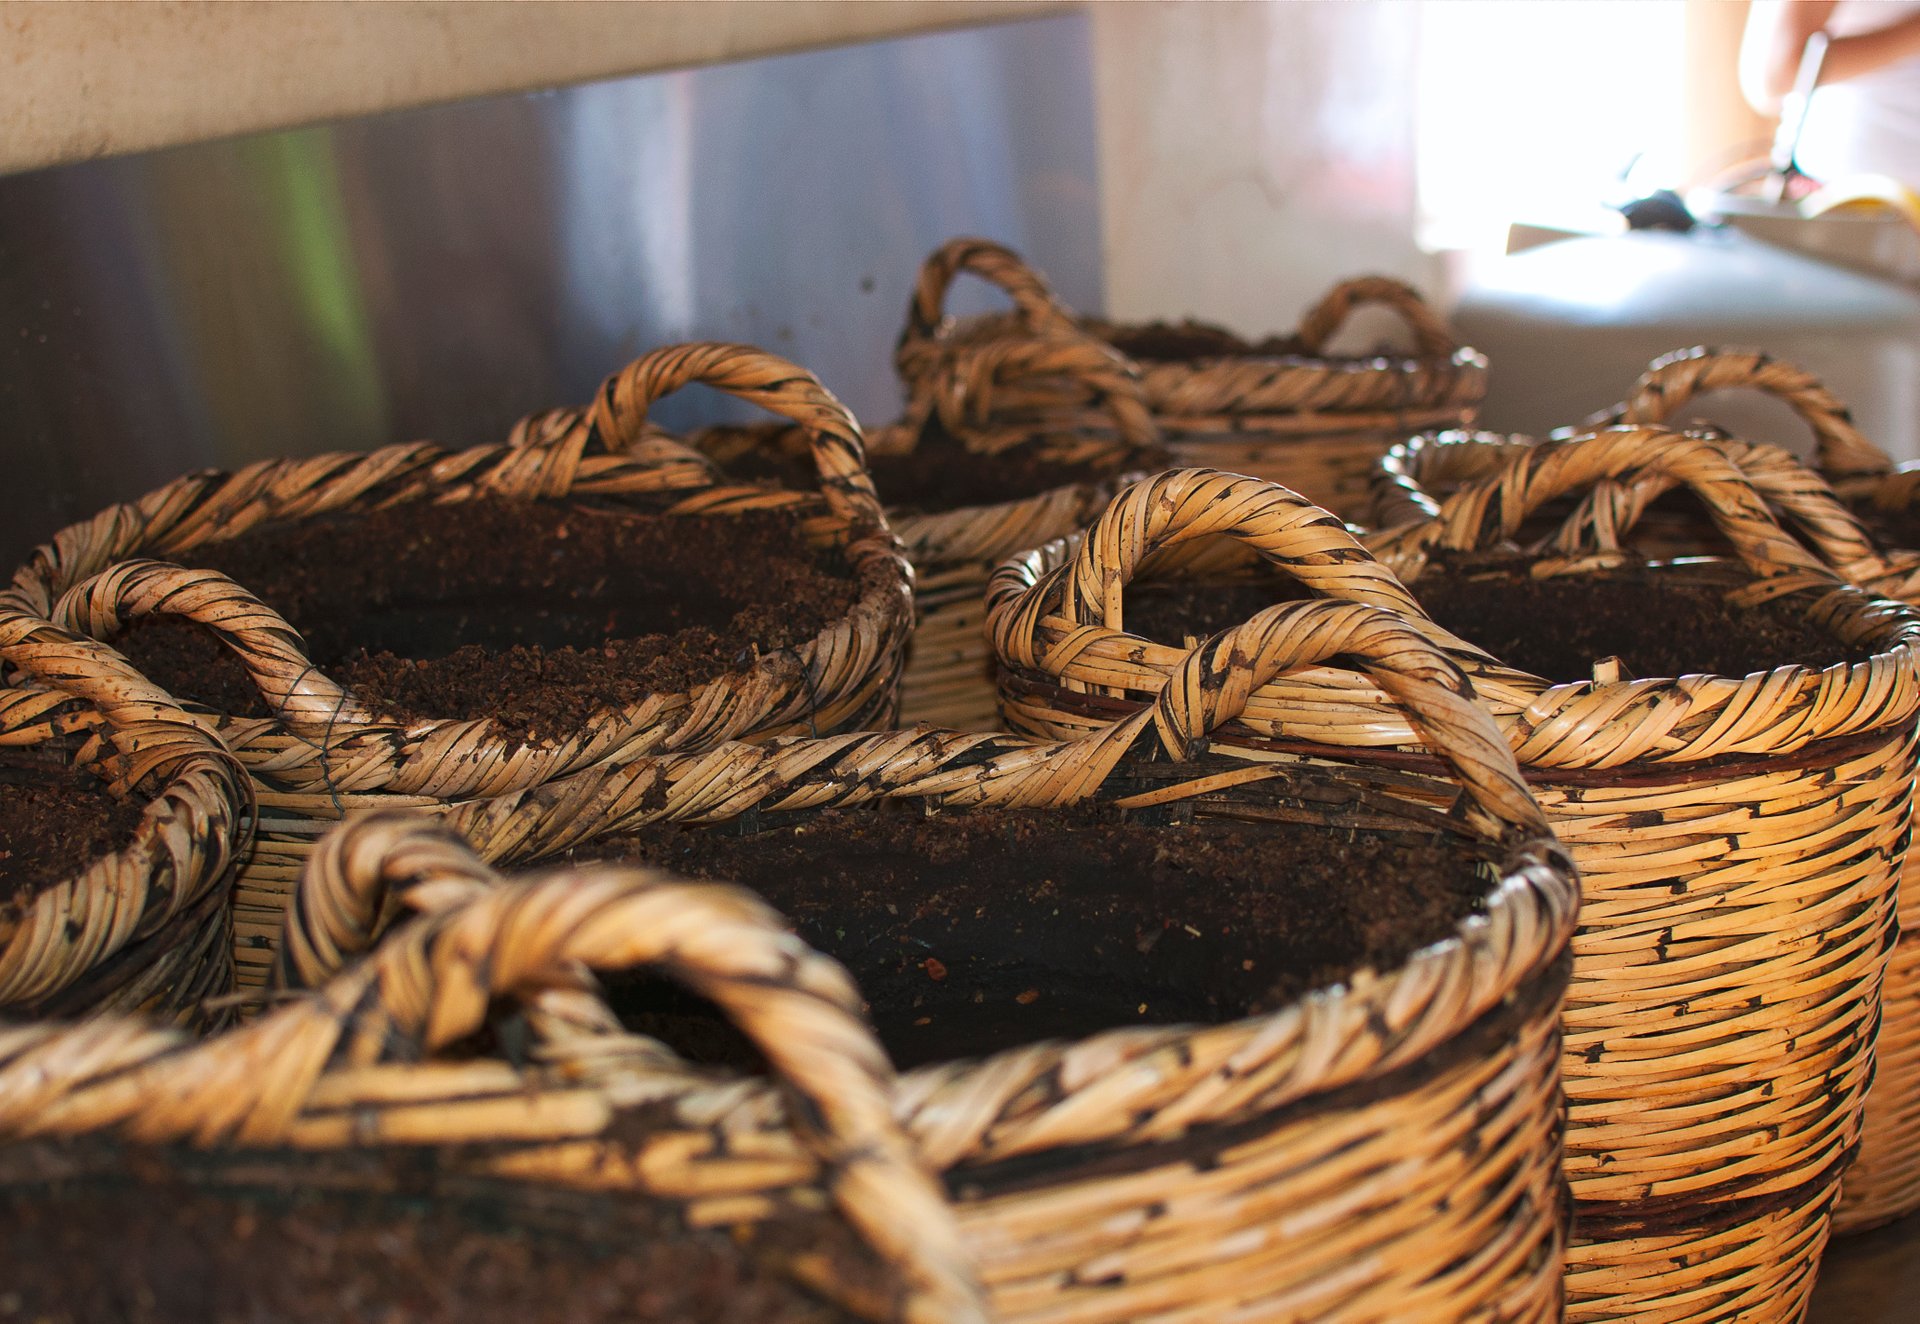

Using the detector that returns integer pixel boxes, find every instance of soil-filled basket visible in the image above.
[895,237,1487,520]
[279,605,1579,1324]
[0,617,251,1026]
[1587,350,1920,1232]
[987,449,1920,1322]
[525,334,1168,732]
[0,343,912,987]
[0,850,988,1323]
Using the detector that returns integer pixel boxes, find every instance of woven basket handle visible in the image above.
[583,343,888,532]
[992,468,1439,647]
[1562,436,1912,577]
[365,824,987,1324]
[1123,597,1551,842]
[917,332,1160,452]
[0,828,990,1324]
[1599,346,1894,480]
[1292,275,1459,358]
[1375,427,1835,581]
[898,237,1079,360]
[973,593,1550,842]
[47,560,378,736]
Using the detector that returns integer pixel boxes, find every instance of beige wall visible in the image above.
[1091,1,1436,335]
[0,0,1061,176]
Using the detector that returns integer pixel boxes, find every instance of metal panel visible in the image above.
[0,14,1098,563]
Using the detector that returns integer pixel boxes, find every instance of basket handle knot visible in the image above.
[1365,428,1845,586]
[44,560,380,739]
[895,237,1080,387]
[986,467,1485,673]
[911,331,1161,456]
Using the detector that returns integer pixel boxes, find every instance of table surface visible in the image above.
[1808,1212,1920,1321]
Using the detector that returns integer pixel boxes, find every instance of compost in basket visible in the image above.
[0,1148,870,1324]
[569,801,1496,1070]
[1122,556,1877,682]
[110,498,865,738]
[0,763,144,914]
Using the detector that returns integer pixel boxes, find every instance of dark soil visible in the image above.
[1119,577,1312,648]
[1411,562,1876,683]
[869,420,1135,515]
[710,420,1152,516]
[1101,319,1252,363]
[0,1174,856,1324]
[109,499,861,740]
[1856,500,1920,553]
[575,804,1492,1071]
[0,766,144,910]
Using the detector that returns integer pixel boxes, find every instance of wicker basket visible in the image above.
[0,617,251,1026]
[684,335,1166,731]
[0,840,987,1323]
[1588,350,1920,1234]
[280,601,1580,1324]
[0,343,912,988]
[987,447,1920,1322]
[894,237,1487,520]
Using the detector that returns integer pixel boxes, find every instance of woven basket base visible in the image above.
[1162,413,1471,524]
[1835,929,1920,1233]
[960,963,1569,1324]
[897,592,1001,733]
[1565,1169,1835,1324]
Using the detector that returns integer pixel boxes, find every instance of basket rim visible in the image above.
[0,663,252,1010]
[987,465,1920,771]
[3,436,915,796]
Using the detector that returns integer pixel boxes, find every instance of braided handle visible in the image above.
[1293,275,1459,358]
[1601,346,1894,480]
[916,332,1160,452]
[1370,428,1837,582]
[2,833,990,1324]
[1370,431,1540,530]
[47,560,377,737]
[581,343,887,533]
[1126,598,1550,842]
[991,468,1437,643]
[897,237,1079,365]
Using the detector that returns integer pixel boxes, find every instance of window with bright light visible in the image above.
[1416,0,1689,251]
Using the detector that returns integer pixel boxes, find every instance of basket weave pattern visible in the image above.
[1598,349,1920,1233]
[0,344,913,985]
[895,238,1486,519]
[988,449,1920,1322]
[281,599,1579,1324]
